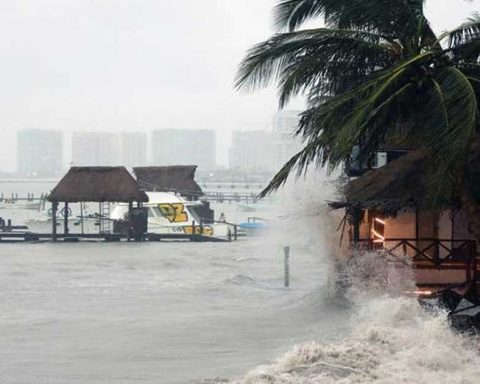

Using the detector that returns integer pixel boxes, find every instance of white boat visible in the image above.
[24,203,101,234]
[111,192,234,238]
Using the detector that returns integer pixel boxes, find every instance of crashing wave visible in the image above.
[208,296,480,384]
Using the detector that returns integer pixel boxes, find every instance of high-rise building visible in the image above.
[119,132,147,169]
[229,130,274,172]
[17,129,64,177]
[272,110,303,169]
[72,132,120,166]
[151,129,216,170]
[71,132,148,168]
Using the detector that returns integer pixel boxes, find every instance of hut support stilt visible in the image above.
[64,202,69,235]
[52,202,58,242]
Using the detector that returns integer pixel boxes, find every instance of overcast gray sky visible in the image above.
[0,0,478,170]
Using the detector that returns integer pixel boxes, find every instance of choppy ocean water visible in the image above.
[1,180,479,383]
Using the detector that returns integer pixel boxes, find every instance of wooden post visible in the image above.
[353,208,361,244]
[52,202,58,242]
[192,221,196,241]
[228,229,232,242]
[284,246,290,288]
[234,225,238,241]
[64,202,69,235]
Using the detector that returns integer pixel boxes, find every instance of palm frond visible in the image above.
[235,28,394,94]
[258,134,327,198]
[447,12,480,47]
[241,1,480,205]
[273,0,430,49]
[418,67,478,202]
[260,53,434,197]
[276,36,397,105]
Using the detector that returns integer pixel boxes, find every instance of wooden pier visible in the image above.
[0,231,234,243]
[0,191,264,205]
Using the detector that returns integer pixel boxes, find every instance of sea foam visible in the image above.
[229,295,480,384]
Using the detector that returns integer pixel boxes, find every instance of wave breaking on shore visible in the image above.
[201,294,480,384]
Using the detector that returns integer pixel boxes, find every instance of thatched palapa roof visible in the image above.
[332,140,480,214]
[330,151,427,213]
[133,166,203,198]
[48,167,149,203]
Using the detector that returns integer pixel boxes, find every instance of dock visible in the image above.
[0,231,234,243]
[0,191,263,204]
[0,167,244,244]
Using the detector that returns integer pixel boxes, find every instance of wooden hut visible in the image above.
[48,167,149,240]
[332,148,480,289]
[133,165,203,200]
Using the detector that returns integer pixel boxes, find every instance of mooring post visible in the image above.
[228,228,232,242]
[284,246,290,288]
[234,225,238,241]
[192,221,196,241]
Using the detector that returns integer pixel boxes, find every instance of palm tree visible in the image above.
[237,0,480,240]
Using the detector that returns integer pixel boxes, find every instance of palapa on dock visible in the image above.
[49,166,149,203]
[134,165,203,199]
[48,166,148,241]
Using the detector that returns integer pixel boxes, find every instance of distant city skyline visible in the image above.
[229,111,302,173]
[0,0,474,172]
[151,129,217,171]
[13,111,302,176]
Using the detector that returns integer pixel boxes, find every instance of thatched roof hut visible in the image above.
[331,139,480,214]
[133,166,203,198]
[334,151,426,212]
[48,167,149,203]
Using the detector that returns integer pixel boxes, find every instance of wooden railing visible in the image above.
[354,238,478,284]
